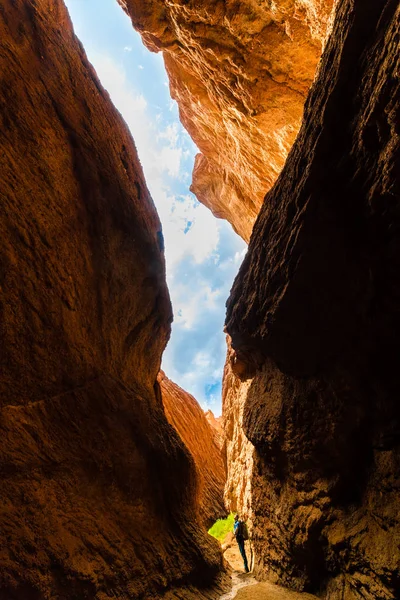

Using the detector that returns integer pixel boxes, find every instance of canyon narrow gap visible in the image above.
[0,0,399,600]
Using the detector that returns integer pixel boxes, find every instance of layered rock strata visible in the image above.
[119,0,334,240]
[226,0,400,598]
[159,371,226,528]
[0,0,226,597]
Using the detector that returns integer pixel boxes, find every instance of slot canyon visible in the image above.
[0,1,399,600]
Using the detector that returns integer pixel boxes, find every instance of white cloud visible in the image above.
[158,122,179,146]
[158,146,182,178]
[171,281,221,331]
[161,215,245,413]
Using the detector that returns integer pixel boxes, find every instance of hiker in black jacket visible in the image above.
[234,514,249,573]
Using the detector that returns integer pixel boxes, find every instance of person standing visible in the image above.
[234,514,249,573]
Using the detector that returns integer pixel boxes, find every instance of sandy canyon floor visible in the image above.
[221,539,318,600]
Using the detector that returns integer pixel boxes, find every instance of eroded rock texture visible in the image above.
[159,371,226,528]
[119,0,334,240]
[226,0,400,598]
[0,1,226,597]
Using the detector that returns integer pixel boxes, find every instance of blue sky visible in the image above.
[64,0,246,415]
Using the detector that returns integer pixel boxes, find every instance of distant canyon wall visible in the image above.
[0,0,226,597]
[226,1,400,598]
[204,410,224,452]
[119,0,335,240]
[159,371,227,528]
[222,339,254,522]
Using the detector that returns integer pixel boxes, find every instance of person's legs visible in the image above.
[238,539,249,572]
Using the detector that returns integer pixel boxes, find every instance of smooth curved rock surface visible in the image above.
[119,0,334,240]
[226,0,400,597]
[159,371,227,528]
[0,0,225,597]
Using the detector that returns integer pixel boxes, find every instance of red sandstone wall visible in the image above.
[222,339,254,521]
[159,371,227,528]
[0,1,226,597]
[119,0,335,240]
[205,410,224,452]
[225,0,400,597]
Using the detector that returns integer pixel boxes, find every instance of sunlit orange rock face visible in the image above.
[226,0,400,597]
[205,409,224,451]
[222,339,254,522]
[159,371,227,528]
[119,0,334,240]
[0,0,227,597]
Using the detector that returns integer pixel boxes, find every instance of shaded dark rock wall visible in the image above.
[159,371,227,528]
[0,0,226,597]
[226,0,400,598]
